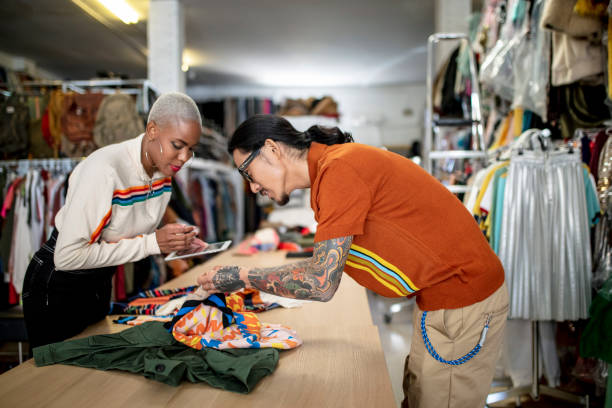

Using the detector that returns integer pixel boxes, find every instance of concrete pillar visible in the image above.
[147,0,185,93]
[434,0,471,69]
[435,0,471,34]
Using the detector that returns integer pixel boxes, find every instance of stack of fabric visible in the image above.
[33,286,303,393]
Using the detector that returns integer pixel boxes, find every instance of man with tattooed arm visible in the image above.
[197,114,508,408]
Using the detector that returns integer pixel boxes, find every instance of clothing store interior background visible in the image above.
[1,0,612,407]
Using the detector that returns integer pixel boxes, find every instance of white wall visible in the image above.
[187,83,425,148]
[0,50,61,81]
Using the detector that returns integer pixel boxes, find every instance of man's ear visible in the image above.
[264,138,282,158]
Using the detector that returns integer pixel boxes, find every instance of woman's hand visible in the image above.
[197,265,250,293]
[155,224,202,254]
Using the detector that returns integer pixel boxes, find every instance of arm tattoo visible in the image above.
[247,236,353,302]
[212,266,246,292]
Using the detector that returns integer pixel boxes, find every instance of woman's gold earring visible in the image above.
[145,149,152,167]
[186,151,195,166]
[145,140,157,169]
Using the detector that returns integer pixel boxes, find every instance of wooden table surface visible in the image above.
[0,250,395,408]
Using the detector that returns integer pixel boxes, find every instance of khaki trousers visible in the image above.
[403,281,509,408]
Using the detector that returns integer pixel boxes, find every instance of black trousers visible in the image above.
[22,230,116,348]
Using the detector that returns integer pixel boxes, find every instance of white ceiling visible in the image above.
[1,0,434,87]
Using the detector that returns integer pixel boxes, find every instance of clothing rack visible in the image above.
[185,158,244,244]
[423,33,487,193]
[486,322,590,407]
[485,128,590,407]
[20,79,159,112]
[202,118,226,142]
[0,158,81,174]
[198,121,231,161]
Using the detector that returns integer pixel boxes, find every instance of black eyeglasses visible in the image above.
[237,148,261,183]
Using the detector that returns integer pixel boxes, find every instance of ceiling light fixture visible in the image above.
[182,53,192,72]
[96,0,139,24]
[71,0,147,58]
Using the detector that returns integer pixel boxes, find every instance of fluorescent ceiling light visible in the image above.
[97,0,139,24]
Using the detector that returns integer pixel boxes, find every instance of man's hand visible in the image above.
[155,224,201,254]
[197,265,249,293]
[188,237,208,252]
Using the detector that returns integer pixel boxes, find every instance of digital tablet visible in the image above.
[164,240,232,261]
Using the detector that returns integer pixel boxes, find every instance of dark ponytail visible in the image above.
[304,124,353,145]
[228,114,353,155]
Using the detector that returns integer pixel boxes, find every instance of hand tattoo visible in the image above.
[212,266,245,293]
[247,236,352,302]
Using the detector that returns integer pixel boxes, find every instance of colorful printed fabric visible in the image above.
[114,286,279,317]
[226,289,279,313]
[112,315,172,326]
[169,294,302,351]
[173,308,300,350]
[119,286,197,315]
[130,285,197,300]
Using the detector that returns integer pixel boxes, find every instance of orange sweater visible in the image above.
[308,142,504,311]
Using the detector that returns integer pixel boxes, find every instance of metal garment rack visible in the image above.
[385,32,487,323]
[421,36,590,406]
[484,130,589,407]
[486,321,590,407]
[0,158,81,174]
[423,33,487,194]
[20,79,159,112]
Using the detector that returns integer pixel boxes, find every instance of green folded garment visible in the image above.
[34,321,279,393]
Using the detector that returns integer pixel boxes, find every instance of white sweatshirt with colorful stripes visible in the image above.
[54,134,169,270]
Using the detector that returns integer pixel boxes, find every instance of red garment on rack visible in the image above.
[41,107,53,147]
[115,265,126,302]
[1,178,23,218]
[589,130,609,182]
[8,275,18,305]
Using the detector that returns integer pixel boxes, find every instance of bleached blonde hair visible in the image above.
[147,92,202,128]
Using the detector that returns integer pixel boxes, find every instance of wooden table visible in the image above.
[0,305,27,364]
[0,250,396,407]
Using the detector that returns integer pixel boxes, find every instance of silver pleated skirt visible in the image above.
[498,151,591,321]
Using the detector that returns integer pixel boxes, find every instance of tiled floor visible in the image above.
[366,290,414,407]
[366,291,599,408]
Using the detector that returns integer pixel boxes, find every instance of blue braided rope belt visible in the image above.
[420,311,491,366]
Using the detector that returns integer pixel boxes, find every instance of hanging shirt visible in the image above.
[10,175,34,295]
[579,276,612,365]
[463,167,488,212]
[54,134,169,270]
[308,142,505,311]
[584,167,602,226]
[473,163,509,230]
[489,167,509,253]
